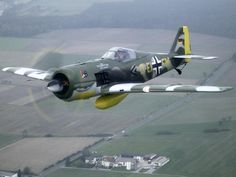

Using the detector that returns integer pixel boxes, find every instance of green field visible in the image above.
[34,59,236,177]
[34,52,98,70]
[34,92,180,136]
[0,28,235,176]
[97,121,236,177]
[0,37,30,51]
[23,0,132,16]
[46,168,181,177]
[95,86,236,177]
[163,60,219,80]
[37,93,180,118]
[0,134,20,149]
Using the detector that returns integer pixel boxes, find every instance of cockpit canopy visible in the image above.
[101,47,136,62]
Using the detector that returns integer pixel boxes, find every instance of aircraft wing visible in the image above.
[173,55,218,60]
[101,83,232,94]
[2,67,52,81]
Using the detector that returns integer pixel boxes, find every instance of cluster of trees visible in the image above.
[0,15,81,37]
[233,53,236,62]
[16,167,33,177]
[77,0,236,39]
[0,0,235,38]
[203,116,232,133]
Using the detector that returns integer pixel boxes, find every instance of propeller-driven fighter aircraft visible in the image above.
[2,26,232,109]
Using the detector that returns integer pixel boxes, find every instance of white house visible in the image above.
[114,157,137,170]
[101,156,116,168]
[0,171,18,177]
[154,156,170,167]
[121,153,143,161]
[85,156,101,165]
[143,153,157,161]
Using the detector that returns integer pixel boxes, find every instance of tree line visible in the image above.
[0,0,235,38]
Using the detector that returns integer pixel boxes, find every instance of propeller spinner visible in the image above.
[47,80,64,92]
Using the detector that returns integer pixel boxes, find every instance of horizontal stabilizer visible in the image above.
[174,55,218,60]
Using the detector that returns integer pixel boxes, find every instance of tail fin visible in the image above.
[169,26,191,63]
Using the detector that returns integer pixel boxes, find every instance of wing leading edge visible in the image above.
[173,55,218,60]
[2,68,233,94]
[102,83,232,94]
[2,67,52,81]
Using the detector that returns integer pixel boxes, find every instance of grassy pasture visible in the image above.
[0,29,233,137]
[27,0,132,16]
[96,93,236,177]
[96,121,236,177]
[34,93,180,136]
[96,64,236,177]
[0,29,235,177]
[33,52,97,70]
[163,60,220,80]
[0,137,100,174]
[156,124,236,177]
[0,37,30,51]
[46,168,181,177]
[0,134,20,149]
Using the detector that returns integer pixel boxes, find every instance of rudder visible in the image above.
[169,26,191,61]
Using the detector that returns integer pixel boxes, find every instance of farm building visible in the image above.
[114,157,137,170]
[143,153,157,161]
[101,156,116,168]
[85,156,101,165]
[154,156,170,167]
[0,171,18,177]
[121,153,143,161]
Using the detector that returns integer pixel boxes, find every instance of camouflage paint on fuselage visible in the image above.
[2,26,232,109]
[55,49,182,101]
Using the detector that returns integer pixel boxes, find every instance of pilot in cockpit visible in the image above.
[115,50,129,61]
[101,47,136,62]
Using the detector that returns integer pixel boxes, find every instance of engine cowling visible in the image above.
[48,72,73,100]
[47,66,82,101]
[47,67,98,101]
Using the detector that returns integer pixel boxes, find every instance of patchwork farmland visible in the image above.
[0,137,101,174]
[0,29,236,137]
[0,28,235,177]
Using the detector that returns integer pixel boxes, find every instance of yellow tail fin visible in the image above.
[169,26,192,63]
